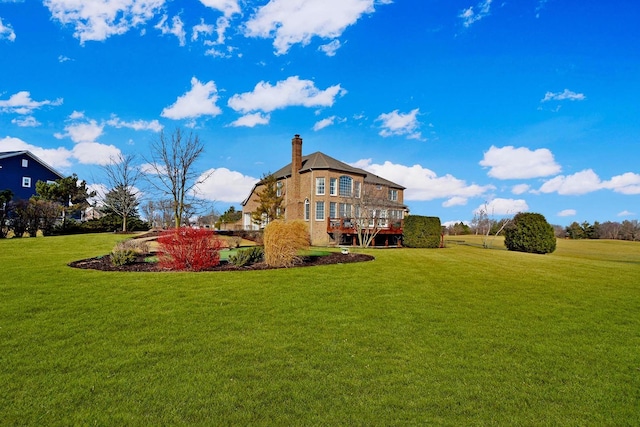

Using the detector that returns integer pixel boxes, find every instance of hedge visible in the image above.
[403,215,442,248]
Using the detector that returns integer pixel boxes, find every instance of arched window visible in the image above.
[304,199,310,221]
[339,176,352,197]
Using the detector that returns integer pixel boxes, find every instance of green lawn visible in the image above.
[1,234,638,425]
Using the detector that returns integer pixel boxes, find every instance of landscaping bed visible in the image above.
[68,251,374,272]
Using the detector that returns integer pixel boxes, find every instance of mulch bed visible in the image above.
[68,252,374,272]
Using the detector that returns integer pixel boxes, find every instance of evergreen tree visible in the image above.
[35,174,95,230]
[505,212,556,254]
[251,173,284,226]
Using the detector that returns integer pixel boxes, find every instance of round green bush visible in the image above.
[504,212,556,254]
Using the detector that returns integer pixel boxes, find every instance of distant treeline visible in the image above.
[446,219,640,242]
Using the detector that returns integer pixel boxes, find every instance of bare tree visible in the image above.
[101,153,142,232]
[144,128,210,229]
[350,194,392,248]
[475,202,512,249]
[347,185,403,248]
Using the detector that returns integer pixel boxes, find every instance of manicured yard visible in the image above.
[1,234,638,425]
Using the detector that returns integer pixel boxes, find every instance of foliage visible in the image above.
[229,246,264,267]
[216,206,242,228]
[403,215,442,248]
[101,153,142,232]
[110,248,137,266]
[263,220,309,267]
[144,128,209,228]
[157,227,222,271]
[35,174,95,231]
[446,221,471,236]
[110,239,149,266]
[102,185,140,231]
[82,214,150,233]
[251,173,284,226]
[0,189,13,238]
[8,199,29,237]
[504,212,557,254]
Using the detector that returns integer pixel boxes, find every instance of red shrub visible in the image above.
[157,227,223,271]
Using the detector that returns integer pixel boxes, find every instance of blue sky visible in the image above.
[1,0,639,225]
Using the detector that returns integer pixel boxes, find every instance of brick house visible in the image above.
[0,151,64,201]
[242,135,408,246]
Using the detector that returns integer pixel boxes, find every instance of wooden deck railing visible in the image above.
[326,217,403,235]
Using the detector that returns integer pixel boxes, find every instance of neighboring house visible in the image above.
[242,135,408,246]
[0,151,64,201]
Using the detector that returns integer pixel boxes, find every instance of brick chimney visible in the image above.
[290,134,303,219]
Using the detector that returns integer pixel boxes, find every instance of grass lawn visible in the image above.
[1,233,638,425]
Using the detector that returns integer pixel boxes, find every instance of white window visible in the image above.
[339,203,351,218]
[329,202,336,218]
[22,177,31,187]
[354,181,361,198]
[276,181,283,197]
[316,177,325,195]
[389,189,398,201]
[21,159,28,168]
[304,199,310,221]
[339,176,352,197]
[329,178,337,196]
[315,201,325,220]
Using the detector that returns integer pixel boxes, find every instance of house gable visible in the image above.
[0,151,64,201]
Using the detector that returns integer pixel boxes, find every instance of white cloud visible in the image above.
[480,145,561,179]
[318,39,342,56]
[11,116,41,127]
[558,209,576,217]
[352,159,494,202]
[228,113,271,128]
[442,197,468,208]
[106,115,163,132]
[541,89,586,102]
[0,17,16,42]
[192,18,214,42]
[538,169,602,195]
[155,14,186,46]
[0,91,63,115]
[69,110,85,120]
[162,77,222,120]
[244,0,382,55]
[0,136,72,169]
[228,76,346,114]
[602,172,640,195]
[58,55,72,62]
[376,108,423,140]
[617,210,635,217]
[459,0,492,28]
[473,198,528,216]
[55,119,104,143]
[71,142,121,165]
[313,116,336,131]
[44,0,165,44]
[511,184,530,195]
[194,168,258,202]
[198,0,240,17]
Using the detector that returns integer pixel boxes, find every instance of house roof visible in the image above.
[272,151,405,190]
[0,150,65,179]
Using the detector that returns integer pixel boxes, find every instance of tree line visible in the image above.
[445,217,640,242]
